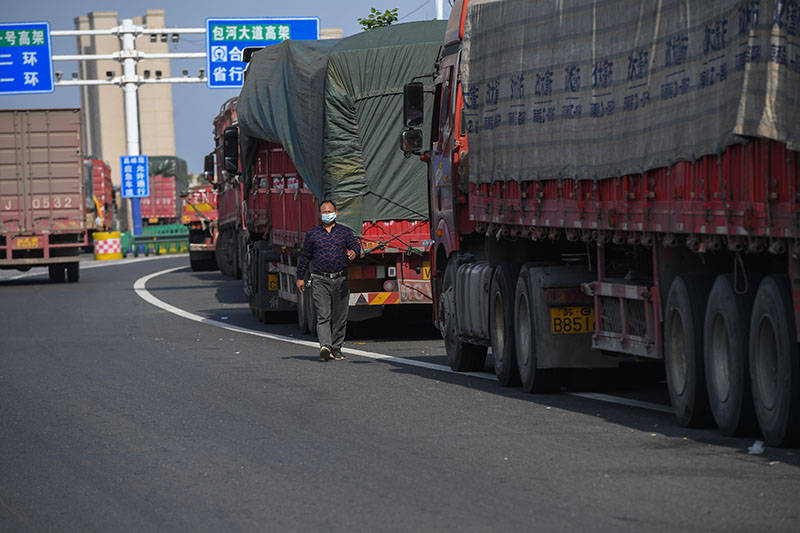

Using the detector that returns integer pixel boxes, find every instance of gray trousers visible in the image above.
[311,274,349,350]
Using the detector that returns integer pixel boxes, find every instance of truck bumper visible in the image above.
[0,256,79,267]
[190,243,216,252]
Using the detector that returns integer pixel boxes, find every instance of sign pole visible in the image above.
[120,19,142,236]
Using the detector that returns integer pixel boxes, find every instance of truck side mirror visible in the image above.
[400,129,423,155]
[203,153,215,182]
[222,126,239,174]
[243,47,263,63]
[403,82,425,127]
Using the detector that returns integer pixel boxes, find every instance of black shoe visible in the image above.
[333,350,346,360]
[319,345,333,361]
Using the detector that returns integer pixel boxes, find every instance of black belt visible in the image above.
[311,270,347,279]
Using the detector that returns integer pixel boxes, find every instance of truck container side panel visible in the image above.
[248,189,269,235]
[470,140,798,241]
[269,178,286,242]
[301,188,317,232]
[268,143,304,248]
[0,109,85,265]
[218,186,240,228]
[140,175,177,220]
[0,110,84,236]
[283,186,299,243]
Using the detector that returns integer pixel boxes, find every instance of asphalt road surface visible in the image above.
[1,256,798,531]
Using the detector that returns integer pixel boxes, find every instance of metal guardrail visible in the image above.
[122,231,189,257]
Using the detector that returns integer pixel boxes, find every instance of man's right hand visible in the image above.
[296,279,305,292]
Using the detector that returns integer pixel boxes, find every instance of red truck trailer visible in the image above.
[230,22,444,326]
[139,156,189,226]
[182,183,218,271]
[83,157,114,233]
[0,109,86,282]
[401,0,800,446]
[211,97,245,279]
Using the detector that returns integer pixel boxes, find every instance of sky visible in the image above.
[1,1,453,174]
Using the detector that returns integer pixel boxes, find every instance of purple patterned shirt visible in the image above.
[296,223,361,280]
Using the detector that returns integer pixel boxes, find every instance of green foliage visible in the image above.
[357,7,399,31]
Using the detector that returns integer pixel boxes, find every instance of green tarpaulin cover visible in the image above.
[237,20,446,235]
[149,155,189,195]
[461,0,800,183]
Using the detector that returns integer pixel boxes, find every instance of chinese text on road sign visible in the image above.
[0,22,53,95]
[205,17,319,89]
[120,156,150,198]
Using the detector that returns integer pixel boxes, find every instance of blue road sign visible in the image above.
[0,22,54,95]
[205,17,319,89]
[120,155,150,198]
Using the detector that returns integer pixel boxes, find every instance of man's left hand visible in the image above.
[347,249,356,261]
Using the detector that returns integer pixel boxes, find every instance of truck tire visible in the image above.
[216,230,232,276]
[704,274,758,436]
[749,275,800,447]
[440,259,487,371]
[66,262,80,283]
[514,267,557,392]
[664,274,713,427]
[490,262,522,386]
[48,264,65,283]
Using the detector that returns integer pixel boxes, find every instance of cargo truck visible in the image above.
[139,156,189,226]
[0,109,86,282]
[83,157,114,233]
[401,0,800,446]
[210,97,245,279]
[182,183,218,271]
[212,21,445,326]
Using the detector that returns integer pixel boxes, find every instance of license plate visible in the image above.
[16,237,39,249]
[550,306,594,335]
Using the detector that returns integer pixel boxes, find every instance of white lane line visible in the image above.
[570,392,674,414]
[134,266,495,379]
[134,266,673,415]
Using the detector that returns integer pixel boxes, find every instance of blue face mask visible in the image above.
[321,212,336,224]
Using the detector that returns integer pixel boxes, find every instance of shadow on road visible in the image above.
[373,360,800,466]
[160,267,800,461]
[0,278,53,286]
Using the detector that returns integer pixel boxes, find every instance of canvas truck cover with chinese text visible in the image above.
[460,0,800,184]
[237,20,446,235]
[0,109,85,237]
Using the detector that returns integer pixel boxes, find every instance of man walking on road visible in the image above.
[296,200,361,361]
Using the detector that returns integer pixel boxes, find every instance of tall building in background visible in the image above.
[75,10,175,187]
[320,28,343,39]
